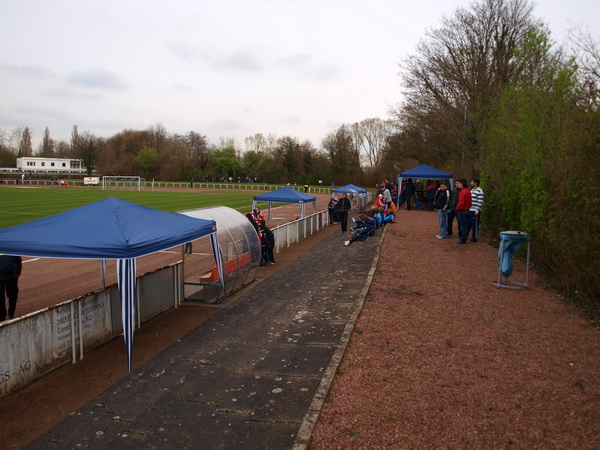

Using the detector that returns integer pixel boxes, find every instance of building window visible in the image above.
[41,162,45,167]
[62,163,66,167]
[51,163,55,167]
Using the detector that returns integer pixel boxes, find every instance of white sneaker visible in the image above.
[352,217,356,222]
[344,240,351,246]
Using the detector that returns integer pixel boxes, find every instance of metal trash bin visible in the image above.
[493,231,530,289]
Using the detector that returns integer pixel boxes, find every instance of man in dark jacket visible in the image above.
[259,220,276,264]
[446,180,460,237]
[337,193,352,233]
[434,182,451,239]
[0,254,22,321]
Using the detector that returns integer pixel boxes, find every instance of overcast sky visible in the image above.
[1,0,598,150]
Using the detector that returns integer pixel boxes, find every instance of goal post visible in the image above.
[102,176,145,191]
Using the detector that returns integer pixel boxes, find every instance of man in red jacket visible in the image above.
[455,178,472,244]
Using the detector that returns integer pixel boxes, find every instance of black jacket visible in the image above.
[337,197,351,212]
[0,255,22,280]
[434,189,451,210]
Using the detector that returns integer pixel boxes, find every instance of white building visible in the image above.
[16,157,89,174]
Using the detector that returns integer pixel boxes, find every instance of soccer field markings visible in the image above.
[0,211,42,216]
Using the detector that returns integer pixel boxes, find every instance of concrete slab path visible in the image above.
[28,226,384,449]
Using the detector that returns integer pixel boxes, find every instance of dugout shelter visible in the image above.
[178,206,261,303]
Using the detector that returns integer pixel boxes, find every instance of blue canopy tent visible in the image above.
[0,197,224,370]
[333,184,368,194]
[397,164,454,207]
[252,186,317,219]
[332,184,370,211]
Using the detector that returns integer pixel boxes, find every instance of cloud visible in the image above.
[66,68,128,90]
[299,63,341,80]
[45,87,102,100]
[275,54,341,80]
[209,119,243,131]
[173,83,193,92]
[0,63,53,80]
[283,115,300,123]
[214,50,263,71]
[166,42,198,61]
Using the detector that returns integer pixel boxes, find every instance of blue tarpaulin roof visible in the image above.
[332,184,368,194]
[0,197,217,259]
[253,186,316,204]
[253,187,317,219]
[398,164,453,180]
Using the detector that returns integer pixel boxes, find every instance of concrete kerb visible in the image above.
[293,225,387,449]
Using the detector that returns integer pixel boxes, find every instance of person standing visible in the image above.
[469,178,484,242]
[434,182,451,239]
[446,180,460,237]
[259,220,276,264]
[337,193,352,233]
[0,254,22,321]
[327,197,339,224]
[426,180,437,211]
[455,179,472,245]
[382,183,392,211]
[404,178,415,210]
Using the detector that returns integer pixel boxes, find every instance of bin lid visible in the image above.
[500,230,528,236]
[499,230,530,242]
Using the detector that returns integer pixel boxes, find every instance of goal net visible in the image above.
[102,176,145,191]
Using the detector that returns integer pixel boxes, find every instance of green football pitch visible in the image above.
[0,188,262,229]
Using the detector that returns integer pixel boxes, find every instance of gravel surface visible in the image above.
[310,209,600,448]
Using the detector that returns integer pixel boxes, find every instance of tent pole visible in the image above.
[70,302,76,364]
[78,301,84,360]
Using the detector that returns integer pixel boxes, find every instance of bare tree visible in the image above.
[17,126,33,157]
[38,126,54,157]
[245,133,269,153]
[351,118,393,167]
[78,132,102,175]
[394,0,539,172]
[567,27,600,110]
[71,125,79,155]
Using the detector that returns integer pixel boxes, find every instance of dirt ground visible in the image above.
[310,209,600,448]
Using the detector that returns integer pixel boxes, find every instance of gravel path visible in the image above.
[310,209,600,448]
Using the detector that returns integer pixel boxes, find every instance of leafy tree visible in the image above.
[137,147,159,179]
[242,150,265,179]
[481,25,600,304]
[321,125,362,185]
[208,147,241,178]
